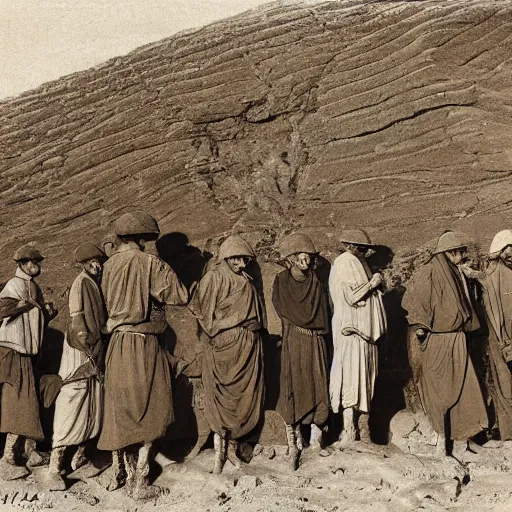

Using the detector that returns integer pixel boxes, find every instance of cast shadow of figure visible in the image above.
[366,246,412,445]
[37,326,65,452]
[155,233,213,463]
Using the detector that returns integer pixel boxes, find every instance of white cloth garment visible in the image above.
[0,268,44,355]
[53,272,103,448]
[329,252,387,413]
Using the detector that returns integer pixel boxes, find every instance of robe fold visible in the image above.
[329,252,386,413]
[53,272,107,448]
[272,269,329,426]
[98,245,188,451]
[479,260,512,440]
[402,254,488,440]
[0,269,46,440]
[191,260,264,439]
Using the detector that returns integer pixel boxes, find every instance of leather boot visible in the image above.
[0,434,29,481]
[213,432,227,474]
[226,437,243,469]
[338,408,356,446]
[47,447,66,491]
[25,438,46,467]
[133,443,168,501]
[285,424,300,471]
[123,449,137,497]
[71,444,88,471]
[100,450,126,491]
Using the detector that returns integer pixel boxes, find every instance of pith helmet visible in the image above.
[339,229,375,247]
[489,230,512,256]
[14,245,44,262]
[432,231,469,254]
[113,211,160,240]
[279,233,317,258]
[74,243,105,263]
[217,235,256,260]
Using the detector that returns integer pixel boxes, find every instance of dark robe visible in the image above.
[479,260,512,440]
[98,245,188,451]
[402,254,488,440]
[191,260,264,439]
[272,269,329,426]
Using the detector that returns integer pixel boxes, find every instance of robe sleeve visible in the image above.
[335,256,372,307]
[402,265,434,330]
[0,298,34,319]
[67,277,90,352]
[190,270,223,337]
[150,258,189,306]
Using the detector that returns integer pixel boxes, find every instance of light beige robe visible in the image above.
[329,252,386,413]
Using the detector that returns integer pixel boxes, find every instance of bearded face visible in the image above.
[500,246,512,269]
[445,248,468,265]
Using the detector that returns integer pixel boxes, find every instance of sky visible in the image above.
[0,0,273,100]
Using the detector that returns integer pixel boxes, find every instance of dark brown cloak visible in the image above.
[192,260,264,439]
[402,254,487,440]
[272,269,329,425]
[480,260,512,440]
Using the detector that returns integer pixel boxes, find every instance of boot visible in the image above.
[47,447,66,491]
[226,438,243,469]
[186,409,210,460]
[100,450,126,491]
[338,408,356,447]
[358,412,371,443]
[25,438,46,467]
[0,434,29,481]
[309,424,322,450]
[71,444,88,472]
[213,432,227,475]
[285,424,300,471]
[295,424,304,451]
[123,449,137,497]
[132,443,168,501]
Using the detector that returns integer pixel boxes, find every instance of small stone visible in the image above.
[235,475,263,491]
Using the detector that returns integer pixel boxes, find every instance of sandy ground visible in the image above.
[2,437,512,512]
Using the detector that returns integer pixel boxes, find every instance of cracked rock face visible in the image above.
[1,0,512,317]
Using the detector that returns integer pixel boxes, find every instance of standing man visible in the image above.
[48,243,107,491]
[471,230,512,442]
[272,233,330,470]
[190,235,265,474]
[329,230,387,445]
[0,245,57,480]
[98,211,188,500]
[402,231,488,459]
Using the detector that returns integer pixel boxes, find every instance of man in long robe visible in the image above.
[47,243,107,491]
[190,234,265,474]
[472,230,512,442]
[329,230,387,445]
[402,231,488,459]
[272,233,330,470]
[0,245,57,480]
[97,211,188,500]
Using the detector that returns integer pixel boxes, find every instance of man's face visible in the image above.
[289,252,313,271]
[83,258,103,277]
[500,246,512,268]
[445,248,467,265]
[227,256,251,274]
[20,260,41,277]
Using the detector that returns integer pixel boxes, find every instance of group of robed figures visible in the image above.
[0,210,511,500]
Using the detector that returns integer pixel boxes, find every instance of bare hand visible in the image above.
[370,273,383,288]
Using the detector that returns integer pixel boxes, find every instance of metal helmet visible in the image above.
[74,243,105,263]
[217,235,256,260]
[13,245,44,262]
[279,233,317,258]
[113,211,160,240]
[489,229,512,256]
[339,229,375,247]
[432,231,469,254]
